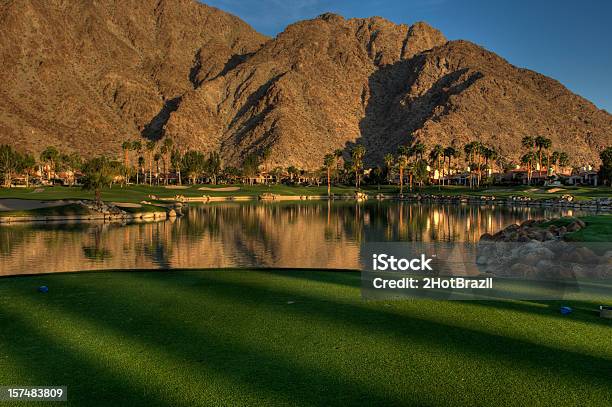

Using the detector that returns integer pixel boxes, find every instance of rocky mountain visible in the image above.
[0,0,610,168]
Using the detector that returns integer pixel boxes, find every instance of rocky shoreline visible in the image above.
[477,218,611,279]
[159,192,612,212]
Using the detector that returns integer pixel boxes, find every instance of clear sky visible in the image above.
[202,0,611,113]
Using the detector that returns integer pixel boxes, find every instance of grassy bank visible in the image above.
[0,269,610,406]
[0,203,92,218]
[540,215,612,242]
[0,184,610,204]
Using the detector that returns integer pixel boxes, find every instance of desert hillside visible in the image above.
[0,0,610,168]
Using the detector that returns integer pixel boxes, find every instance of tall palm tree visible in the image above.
[323,153,336,197]
[521,152,536,185]
[351,144,366,189]
[443,146,457,185]
[384,153,394,183]
[521,136,535,152]
[534,136,551,172]
[153,152,161,185]
[558,152,570,173]
[171,148,183,185]
[137,156,145,184]
[160,145,168,185]
[397,145,410,194]
[463,142,476,188]
[121,141,132,184]
[162,138,173,185]
[131,140,142,184]
[551,151,560,174]
[397,153,408,195]
[145,141,156,185]
[412,142,426,160]
[429,144,444,186]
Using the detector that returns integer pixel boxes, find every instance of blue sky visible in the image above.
[202,0,611,113]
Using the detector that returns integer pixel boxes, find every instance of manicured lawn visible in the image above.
[0,184,609,204]
[0,270,610,406]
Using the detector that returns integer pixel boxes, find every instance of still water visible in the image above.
[0,201,592,276]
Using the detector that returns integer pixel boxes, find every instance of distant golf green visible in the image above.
[0,184,610,203]
[0,270,610,406]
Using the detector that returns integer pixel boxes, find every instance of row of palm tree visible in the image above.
[520,136,569,184]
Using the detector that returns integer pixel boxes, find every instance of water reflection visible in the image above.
[0,201,590,276]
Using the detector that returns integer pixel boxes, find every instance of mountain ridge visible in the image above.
[0,0,609,169]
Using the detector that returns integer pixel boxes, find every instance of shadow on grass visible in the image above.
[2,270,610,405]
[274,269,612,328]
[0,274,412,406]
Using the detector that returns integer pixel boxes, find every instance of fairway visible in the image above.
[0,270,610,406]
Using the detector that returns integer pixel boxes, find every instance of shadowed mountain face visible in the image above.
[0,1,610,167]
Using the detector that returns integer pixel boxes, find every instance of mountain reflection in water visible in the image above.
[0,201,590,276]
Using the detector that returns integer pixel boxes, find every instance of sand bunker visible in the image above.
[198,186,240,192]
[0,199,73,211]
[164,186,190,190]
[111,202,142,208]
[546,187,566,193]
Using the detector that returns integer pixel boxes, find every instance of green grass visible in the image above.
[540,215,612,242]
[0,203,92,218]
[0,270,610,406]
[0,184,609,204]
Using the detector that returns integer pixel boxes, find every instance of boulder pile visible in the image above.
[480,218,585,243]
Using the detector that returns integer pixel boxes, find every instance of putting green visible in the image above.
[0,270,610,406]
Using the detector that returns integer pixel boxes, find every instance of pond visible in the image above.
[0,201,592,276]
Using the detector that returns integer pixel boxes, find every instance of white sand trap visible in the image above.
[546,187,566,193]
[111,202,142,208]
[164,186,190,190]
[198,186,240,192]
[0,199,73,211]
[32,188,45,193]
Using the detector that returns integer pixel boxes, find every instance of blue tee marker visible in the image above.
[560,306,572,315]
[38,286,49,293]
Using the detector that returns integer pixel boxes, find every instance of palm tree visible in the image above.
[323,153,336,197]
[350,144,366,189]
[521,152,537,185]
[551,151,560,174]
[535,136,552,172]
[145,141,156,185]
[429,144,444,186]
[121,141,133,185]
[160,145,168,185]
[131,140,142,184]
[40,146,59,181]
[161,138,173,185]
[412,142,426,160]
[397,146,410,194]
[171,149,183,185]
[463,142,476,188]
[558,152,570,173]
[384,153,394,183]
[137,156,145,184]
[521,136,535,152]
[443,146,457,185]
[473,141,483,187]
[153,152,161,185]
